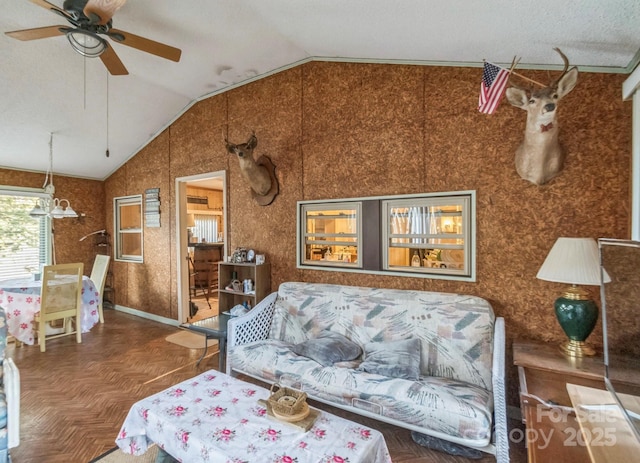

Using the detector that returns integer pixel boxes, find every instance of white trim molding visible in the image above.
[625,64,640,240]
[114,304,180,327]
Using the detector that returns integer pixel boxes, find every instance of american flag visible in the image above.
[478,62,510,115]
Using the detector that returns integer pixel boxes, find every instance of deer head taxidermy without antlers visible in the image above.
[506,48,578,185]
[225,133,279,206]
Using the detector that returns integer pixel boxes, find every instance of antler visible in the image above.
[552,47,570,84]
[505,47,579,185]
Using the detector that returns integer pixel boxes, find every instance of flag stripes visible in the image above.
[478,62,510,114]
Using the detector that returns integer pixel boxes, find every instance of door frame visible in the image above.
[175,170,227,323]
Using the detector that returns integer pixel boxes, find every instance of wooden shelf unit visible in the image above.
[218,261,271,313]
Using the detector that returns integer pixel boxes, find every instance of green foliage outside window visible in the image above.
[0,195,40,258]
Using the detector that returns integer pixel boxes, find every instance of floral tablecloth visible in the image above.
[116,371,392,463]
[0,276,100,344]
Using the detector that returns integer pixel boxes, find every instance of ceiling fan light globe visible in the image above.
[66,29,107,57]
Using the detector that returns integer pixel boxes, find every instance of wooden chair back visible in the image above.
[191,247,221,298]
[37,262,84,352]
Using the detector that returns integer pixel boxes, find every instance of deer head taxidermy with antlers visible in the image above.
[505,48,578,185]
[225,133,279,206]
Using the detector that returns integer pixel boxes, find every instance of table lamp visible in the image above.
[536,237,611,357]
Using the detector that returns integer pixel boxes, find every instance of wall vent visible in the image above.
[187,196,208,205]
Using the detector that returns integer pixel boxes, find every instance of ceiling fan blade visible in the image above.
[28,0,73,20]
[5,25,66,41]
[83,0,127,25]
[108,28,181,62]
[100,43,128,75]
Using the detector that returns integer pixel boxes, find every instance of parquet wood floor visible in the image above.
[188,295,218,323]
[5,309,526,463]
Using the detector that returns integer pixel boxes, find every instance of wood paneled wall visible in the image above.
[186,187,223,214]
[104,61,632,404]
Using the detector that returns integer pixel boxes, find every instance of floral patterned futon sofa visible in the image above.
[226,282,508,462]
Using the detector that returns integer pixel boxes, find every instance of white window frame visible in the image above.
[114,194,143,263]
[0,186,52,278]
[298,201,362,269]
[297,191,476,282]
[382,193,474,280]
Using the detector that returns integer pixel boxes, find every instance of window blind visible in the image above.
[193,214,219,243]
[0,190,51,280]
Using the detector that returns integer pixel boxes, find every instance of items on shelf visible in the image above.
[218,261,271,315]
[228,304,249,317]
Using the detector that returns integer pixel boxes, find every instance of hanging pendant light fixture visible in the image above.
[29,133,79,219]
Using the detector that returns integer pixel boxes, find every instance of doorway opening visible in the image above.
[175,171,227,324]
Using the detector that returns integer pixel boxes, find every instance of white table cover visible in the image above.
[0,275,99,344]
[116,370,392,463]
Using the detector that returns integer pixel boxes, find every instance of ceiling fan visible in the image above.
[5,0,182,75]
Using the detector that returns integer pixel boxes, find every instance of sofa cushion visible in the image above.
[229,339,322,384]
[357,338,421,380]
[229,339,493,446]
[270,282,495,390]
[292,330,362,366]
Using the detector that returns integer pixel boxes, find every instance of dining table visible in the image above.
[0,275,100,345]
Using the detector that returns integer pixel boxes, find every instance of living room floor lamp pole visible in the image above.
[536,237,611,357]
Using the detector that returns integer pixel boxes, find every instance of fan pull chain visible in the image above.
[106,73,110,158]
[83,55,87,110]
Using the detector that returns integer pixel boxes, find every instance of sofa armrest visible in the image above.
[491,317,509,463]
[226,292,278,374]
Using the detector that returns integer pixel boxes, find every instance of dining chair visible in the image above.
[90,254,111,323]
[190,247,220,309]
[35,262,84,352]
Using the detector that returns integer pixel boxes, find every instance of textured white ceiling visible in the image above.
[1,0,639,180]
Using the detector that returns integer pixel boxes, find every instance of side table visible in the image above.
[514,341,605,462]
[180,314,231,371]
[513,341,640,462]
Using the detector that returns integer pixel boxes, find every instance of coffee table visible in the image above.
[116,370,391,463]
[180,314,230,371]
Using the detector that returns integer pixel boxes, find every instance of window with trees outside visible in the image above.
[0,188,52,280]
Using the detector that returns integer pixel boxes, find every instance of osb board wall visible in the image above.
[0,168,106,275]
[165,95,230,317]
[106,61,632,404]
[225,67,305,288]
[104,131,173,318]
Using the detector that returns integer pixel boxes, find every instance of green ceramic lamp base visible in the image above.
[554,286,598,358]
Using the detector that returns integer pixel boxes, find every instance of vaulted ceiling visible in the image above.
[1,0,639,180]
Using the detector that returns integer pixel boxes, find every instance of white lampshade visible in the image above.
[63,205,78,218]
[537,237,611,285]
[187,213,196,227]
[59,199,78,218]
[28,200,47,218]
[50,199,65,219]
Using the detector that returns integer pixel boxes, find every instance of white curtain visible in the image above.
[390,206,437,245]
[193,215,219,243]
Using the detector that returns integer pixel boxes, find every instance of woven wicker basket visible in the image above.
[267,383,309,421]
